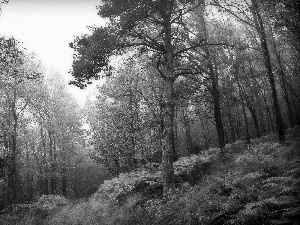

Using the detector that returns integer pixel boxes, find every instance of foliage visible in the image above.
[47,131,300,225]
[33,195,68,212]
[87,57,166,176]
[69,27,120,88]
[0,36,87,211]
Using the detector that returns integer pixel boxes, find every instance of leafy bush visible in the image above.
[34,195,68,211]
[47,135,300,225]
[94,168,162,201]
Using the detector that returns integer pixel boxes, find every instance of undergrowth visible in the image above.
[2,127,300,225]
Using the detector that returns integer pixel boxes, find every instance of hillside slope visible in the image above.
[47,128,300,225]
[2,128,300,225]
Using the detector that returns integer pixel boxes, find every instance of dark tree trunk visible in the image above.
[259,107,267,135]
[204,118,211,149]
[273,48,294,128]
[161,2,176,196]
[268,18,295,128]
[226,100,236,143]
[202,13,225,151]
[62,168,67,196]
[234,111,242,139]
[49,130,56,195]
[196,108,211,150]
[162,77,175,196]
[174,107,178,160]
[25,145,33,201]
[242,101,251,144]
[40,122,49,195]
[44,177,49,195]
[246,103,261,138]
[212,82,225,150]
[251,0,285,142]
[262,90,275,134]
[9,89,20,204]
[183,108,193,155]
[233,58,251,144]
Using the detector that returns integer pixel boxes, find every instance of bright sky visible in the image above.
[0,0,105,106]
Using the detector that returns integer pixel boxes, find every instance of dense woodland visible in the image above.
[1,0,300,224]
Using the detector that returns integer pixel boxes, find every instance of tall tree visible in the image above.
[0,37,41,204]
[69,0,206,195]
[213,0,285,142]
[250,0,285,142]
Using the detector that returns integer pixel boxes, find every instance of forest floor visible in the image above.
[1,127,300,225]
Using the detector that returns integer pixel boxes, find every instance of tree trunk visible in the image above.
[62,168,67,196]
[226,100,236,143]
[267,17,295,128]
[26,144,33,201]
[233,58,251,144]
[202,13,225,151]
[162,77,175,196]
[183,108,193,155]
[251,0,285,142]
[262,90,275,134]
[161,3,175,196]
[211,67,225,150]
[272,44,294,127]
[40,122,49,195]
[234,111,242,139]
[9,88,19,204]
[259,107,267,135]
[49,130,56,195]
[246,102,261,138]
[174,107,178,160]
[242,100,251,144]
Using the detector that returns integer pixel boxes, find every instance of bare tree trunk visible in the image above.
[261,90,275,134]
[202,14,225,151]
[161,2,176,196]
[174,107,178,160]
[251,0,285,142]
[9,88,20,204]
[210,63,225,151]
[272,43,294,127]
[62,168,67,196]
[226,100,236,143]
[267,17,295,128]
[242,100,251,144]
[246,102,261,138]
[234,111,242,139]
[183,108,193,154]
[162,77,175,196]
[234,67,251,144]
[39,122,48,195]
[49,130,56,195]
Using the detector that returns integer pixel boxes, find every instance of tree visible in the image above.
[0,37,41,204]
[88,57,170,175]
[70,0,206,196]
[250,0,285,142]
[213,0,285,143]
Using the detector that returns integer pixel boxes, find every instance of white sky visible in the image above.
[0,0,105,106]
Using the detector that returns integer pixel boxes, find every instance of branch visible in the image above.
[210,2,256,29]
[17,102,28,117]
[174,39,205,57]
[123,42,163,54]
[156,55,166,79]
